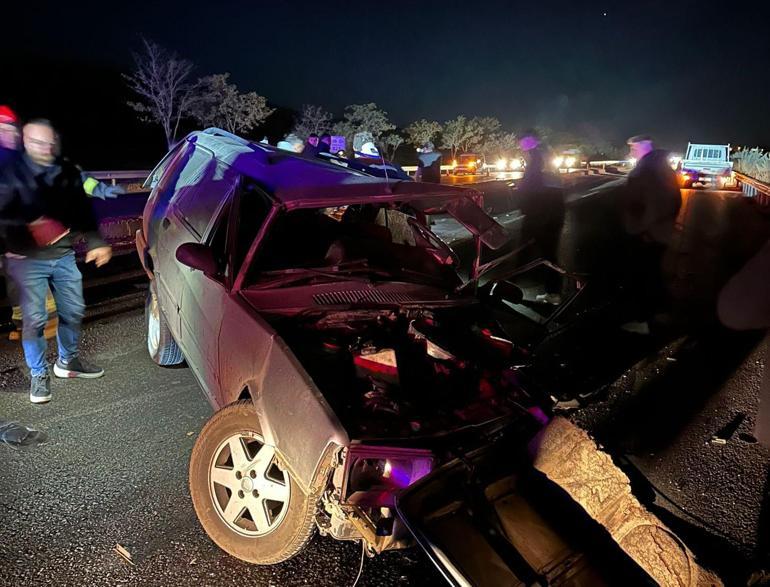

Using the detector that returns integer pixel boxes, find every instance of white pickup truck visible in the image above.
[679,143,737,189]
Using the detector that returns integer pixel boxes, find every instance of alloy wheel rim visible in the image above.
[209,431,290,537]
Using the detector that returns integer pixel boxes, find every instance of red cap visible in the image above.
[0,105,19,125]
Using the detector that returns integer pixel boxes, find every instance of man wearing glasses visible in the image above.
[2,119,112,404]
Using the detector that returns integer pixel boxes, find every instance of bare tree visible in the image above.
[191,73,273,135]
[404,119,442,148]
[380,132,404,160]
[124,38,197,149]
[293,104,332,140]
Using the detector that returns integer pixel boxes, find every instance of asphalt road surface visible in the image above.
[2,179,770,586]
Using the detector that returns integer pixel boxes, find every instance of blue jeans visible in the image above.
[5,252,84,377]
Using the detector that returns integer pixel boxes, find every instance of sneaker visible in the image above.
[535,293,562,305]
[30,373,51,404]
[53,357,104,379]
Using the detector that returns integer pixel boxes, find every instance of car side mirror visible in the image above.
[176,243,217,276]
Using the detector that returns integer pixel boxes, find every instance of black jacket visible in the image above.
[622,149,681,244]
[0,155,105,257]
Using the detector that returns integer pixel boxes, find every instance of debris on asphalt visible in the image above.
[553,398,581,411]
[186,431,195,437]
[710,413,747,445]
[0,420,49,449]
[114,544,135,566]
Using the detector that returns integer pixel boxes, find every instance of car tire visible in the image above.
[189,401,318,565]
[145,280,184,366]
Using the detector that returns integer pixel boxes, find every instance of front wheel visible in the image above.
[189,401,318,564]
[145,280,184,366]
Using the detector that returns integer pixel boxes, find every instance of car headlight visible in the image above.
[496,158,507,171]
[342,446,434,506]
[552,156,564,168]
[510,159,522,170]
[564,156,576,168]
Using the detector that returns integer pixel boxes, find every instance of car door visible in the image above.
[174,161,244,401]
[153,144,215,340]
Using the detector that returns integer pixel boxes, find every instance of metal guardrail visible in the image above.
[88,170,150,181]
[735,172,770,206]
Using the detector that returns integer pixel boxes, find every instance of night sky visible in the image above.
[4,0,770,166]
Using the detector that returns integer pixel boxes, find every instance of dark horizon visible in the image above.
[4,0,770,167]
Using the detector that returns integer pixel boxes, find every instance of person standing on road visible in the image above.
[516,130,566,304]
[619,135,681,333]
[623,135,681,247]
[1,119,112,404]
[415,141,442,184]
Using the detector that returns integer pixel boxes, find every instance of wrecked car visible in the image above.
[136,128,707,585]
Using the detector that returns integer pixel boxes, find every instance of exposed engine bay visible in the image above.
[268,305,537,441]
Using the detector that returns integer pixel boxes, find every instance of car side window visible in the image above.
[173,159,238,240]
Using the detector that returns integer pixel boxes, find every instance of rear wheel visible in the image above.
[145,280,183,366]
[189,401,319,564]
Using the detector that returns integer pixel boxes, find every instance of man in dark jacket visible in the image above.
[619,135,681,333]
[415,142,442,184]
[2,119,111,404]
[623,135,681,245]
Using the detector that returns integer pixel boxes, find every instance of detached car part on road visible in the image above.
[136,128,714,585]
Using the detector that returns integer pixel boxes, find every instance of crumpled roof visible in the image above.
[191,129,482,209]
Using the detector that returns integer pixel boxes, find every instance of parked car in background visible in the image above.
[452,152,487,176]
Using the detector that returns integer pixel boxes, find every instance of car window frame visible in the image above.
[144,140,188,190]
[199,177,241,290]
[232,197,281,293]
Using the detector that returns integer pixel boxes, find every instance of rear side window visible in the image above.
[173,160,238,239]
[150,142,204,213]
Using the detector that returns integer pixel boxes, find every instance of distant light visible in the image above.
[510,159,523,170]
[496,158,507,171]
[552,156,564,168]
[564,156,577,168]
[603,12,608,16]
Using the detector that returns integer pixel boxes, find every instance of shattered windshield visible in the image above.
[244,204,460,288]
